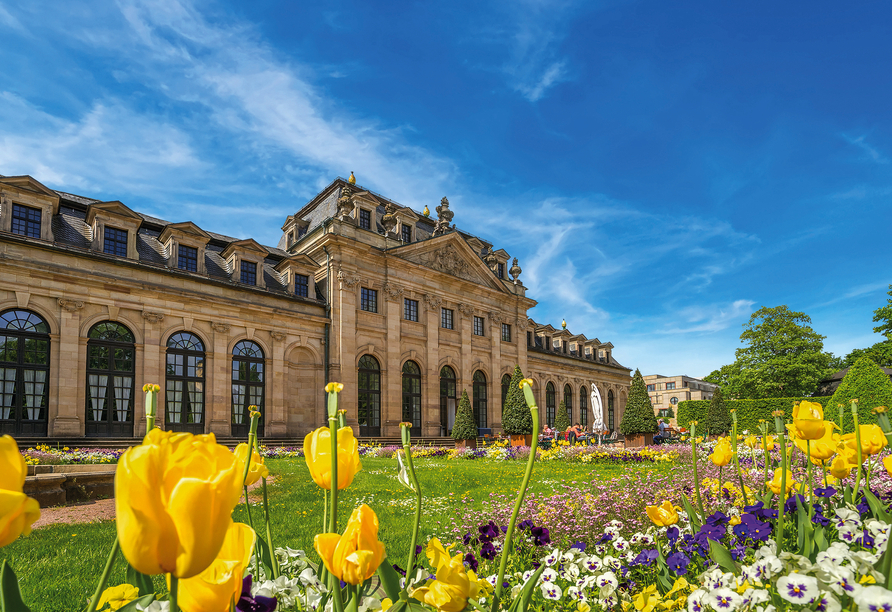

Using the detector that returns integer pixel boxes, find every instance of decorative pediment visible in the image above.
[391,234,507,291]
[85,201,143,225]
[221,238,269,259]
[159,222,212,243]
[274,253,318,273]
[0,175,59,198]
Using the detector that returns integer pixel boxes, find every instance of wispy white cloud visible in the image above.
[843,133,889,164]
[657,299,755,335]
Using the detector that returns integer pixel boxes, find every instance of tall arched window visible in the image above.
[0,309,49,436]
[402,361,421,437]
[579,386,588,429]
[608,390,615,433]
[501,374,511,412]
[86,322,135,437]
[232,340,264,438]
[439,366,456,436]
[545,382,556,427]
[563,384,573,424]
[166,332,205,434]
[473,370,487,430]
[358,355,381,437]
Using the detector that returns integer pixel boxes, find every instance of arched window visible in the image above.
[86,322,135,437]
[501,374,511,411]
[545,382,556,427]
[232,340,264,438]
[402,361,421,437]
[0,309,49,436]
[165,332,205,434]
[580,386,588,429]
[563,384,573,424]
[473,370,487,430]
[358,355,381,437]
[608,390,615,433]
[439,366,456,436]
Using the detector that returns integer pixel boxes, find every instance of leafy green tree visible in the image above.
[872,284,892,340]
[840,342,892,369]
[708,306,832,399]
[704,387,732,435]
[502,365,533,435]
[827,356,892,431]
[451,390,478,440]
[554,400,571,433]
[620,369,659,436]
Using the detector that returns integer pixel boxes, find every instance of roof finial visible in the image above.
[348,172,356,185]
[562,319,567,330]
[422,205,430,217]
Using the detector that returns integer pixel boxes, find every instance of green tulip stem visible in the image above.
[401,426,423,590]
[822,462,828,489]
[731,413,749,506]
[690,423,705,520]
[327,399,345,612]
[806,441,814,518]
[169,575,180,612]
[262,477,280,579]
[866,457,873,491]
[244,484,260,580]
[774,414,787,550]
[762,434,770,495]
[84,535,120,612]
[853,402,864,500]
[495,385,539,601]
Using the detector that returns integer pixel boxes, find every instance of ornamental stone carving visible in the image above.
[489,311,506,324]
[270,331,286,341]
[336,184,355,221]
[509,257,522,284]
[515,317,531,329]
[381,202,398,238]
[457,303,474,317]
[381,282,404,301]
[211,322,231,333]
[58,298,84,312]
[483,247,499,273]
[336,267,361,289]
[141,311,164,323]
[432,196,454,236]
[422,293,442,311]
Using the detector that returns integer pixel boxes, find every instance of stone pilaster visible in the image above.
[423,295,441,436]
[52,300,83,435]
[267,331,287,437]
[209,322,231,436]
[384,292,402,436]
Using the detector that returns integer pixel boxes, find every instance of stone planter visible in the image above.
[455,439,478,450]
[624,433,654,448]
[508,434,533,447]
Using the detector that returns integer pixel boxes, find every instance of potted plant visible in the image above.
[620,369,659,447]
[452,390,478,449]
[502,365,534,446]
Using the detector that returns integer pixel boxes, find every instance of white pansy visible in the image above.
[854,585,892,612]
[755,544,777,560]
[486,574,498,587]
[612,537,629,552]
[566,585,583,600]
[602,555,621,570]
[708,588,742,611]
[817,542,852,565]
[687,589,706,612]
[816,564,860,597]
[561,550,577,563]
[584,556,603,573]
[742,588,770,607]
[814,591,842,612]
[522,569,535,582]
[599,594,618,609]
[540,568,558,583]
[851,550,880,570]
[640,534,655,545]
[137,602,170,612]
[542,550,560,566]
[776,573,819,604]
[597,571,618,596]
[779,551,814,572]
[540,582,563,600]
[624,550,637,564]
[564,563,580,579]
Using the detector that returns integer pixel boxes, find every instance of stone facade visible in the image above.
[0,174,630,439]
[642,374,716,426]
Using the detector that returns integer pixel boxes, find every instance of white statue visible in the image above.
[590,383,605,444]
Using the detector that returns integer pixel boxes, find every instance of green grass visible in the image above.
[1,456,669,611]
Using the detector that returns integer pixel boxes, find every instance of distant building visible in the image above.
[813,366,892,397]
[641,374,717,425]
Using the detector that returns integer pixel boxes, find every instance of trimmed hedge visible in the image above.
[827,356,892,432]
[452,390,478,440]
[555,400,571,433]
[678,396,833,433]
[621,369,659,436]
[704,387,732,435]
[502,365,533,435]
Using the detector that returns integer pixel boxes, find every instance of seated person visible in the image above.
[568,423,584,444]
[653,419,667,444]
[542,425,555,438]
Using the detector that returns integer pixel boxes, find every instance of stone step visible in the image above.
[16,436,460,450]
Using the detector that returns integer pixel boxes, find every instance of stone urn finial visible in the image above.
[509,257,522,284]
[433,196,454,236]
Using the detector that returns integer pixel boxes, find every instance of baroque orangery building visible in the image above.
[0,173,630,440]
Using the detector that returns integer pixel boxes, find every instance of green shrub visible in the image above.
[827,356,892,431]
[704,388,732,435]
[451,390,478,440]
[502,365,533,435]
[554,400,571,433]
[621,369,659,436]
[678,396,833,433]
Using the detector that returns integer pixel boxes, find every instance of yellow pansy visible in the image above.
[96,584,140,611]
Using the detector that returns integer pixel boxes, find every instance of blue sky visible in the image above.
[1,0,890,378]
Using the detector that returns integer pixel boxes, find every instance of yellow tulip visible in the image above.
[426,537,455,570]
[744,435,758,449]
[885,455,892,479]
[0,435,41,548]
[708,441,733,467]
[304,426,362,490]
[234,443,269,486]
[115,429,243,578]
[325,382,344,393]
[97,584,140,611]
[729,515,741,526]
[645,500,679,527]
[314,504,386,585]
[178,522,255,612]
[767,468,796,496]
[842,424,887,457]
[829,448,857,479]
[806,423,839,462]
[792,401,826,440]
[411,553,473,612]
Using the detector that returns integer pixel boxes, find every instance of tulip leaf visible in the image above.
[863,489,892,524]
[511,562,546,612]
[125,563,154,598]
[707,540,738,574]
[376,559,403,602]
[679,492,701,531]
[114,594,156,612]
[254,534,275,576]
[386,602,407,612]
[0,560,31,612]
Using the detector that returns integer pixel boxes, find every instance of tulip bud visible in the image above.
[519,378,536,410]
[325,382,344,418]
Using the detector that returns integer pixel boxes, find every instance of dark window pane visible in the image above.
[240,261,257,285]
[11,204,41,238]
[295,274,309,297]
[178,245,198,272]
[401,225,411,243]
[359,209,371,230]
[103,227,128,257]
[360,288,378,313]
[404,298,418,322]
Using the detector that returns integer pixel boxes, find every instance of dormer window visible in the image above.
[359,209,371,230]
[240,261,257,285]
[295,273,309,297]
[178,245,198,272]
[497,262,505,279]
[401,225,412,243]
[11,204,41,238]
[287,232,295,247]
[103,227,128,257]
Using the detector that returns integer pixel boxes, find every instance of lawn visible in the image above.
[1,454,677,612]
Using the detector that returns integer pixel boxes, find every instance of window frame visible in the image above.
[10,204,41,239]
[472,370,487,430]
[497,262,505,279]
[102,226,128,257]
[231,340,265,437]
[165,332,206,433]
[404,298,419,322]
[85,322,136,437]
[358,355,381,436]
[401,360,422,436]
[473,316,485,336]
[294,273,309,297]
[358,209,372,230]
[501,323,511,342]
[240,260,258,286]
[177,244,198,272]
[580,386,588,429]
[360,287,378,313]
[0,309,50,436]
[441,307,454,329]
[545,382,556,427]
[401,225,412,243]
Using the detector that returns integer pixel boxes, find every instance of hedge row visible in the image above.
[674,396,860,433]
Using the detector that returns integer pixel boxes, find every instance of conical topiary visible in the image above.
[704,387,732,435]
[451,390,478,440]
[828,356,892,432]
[620,369,659,436]
[502,365,533,435]
[554,400,571,433]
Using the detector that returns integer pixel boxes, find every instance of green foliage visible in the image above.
[704,387,732,435]
[873,284,892,340]
[827,356,892,431]
[451,390,478,440]
[678,396,834,433]
[705,305,832,399]
[621,369,659,436]
[554,400,571,433]
[502,365,533,435]
[839,340,892,369]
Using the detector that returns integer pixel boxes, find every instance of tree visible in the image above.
[839,342,892,369]
[620,369,659,436]
[704,387,732,435]
[872,284,892,340]
[451,390,478,440]
[502,365,533,435]
[709,306,832,399]
[554,400,571,433]
[827,356,892,431]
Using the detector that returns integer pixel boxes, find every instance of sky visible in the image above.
[1,0,891,378]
